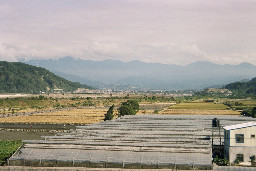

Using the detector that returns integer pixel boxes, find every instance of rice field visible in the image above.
[169,102,230,110]
[0,101,242,124]
[160,102,239,115]
[0,108,108,124]
[160,109,239,115]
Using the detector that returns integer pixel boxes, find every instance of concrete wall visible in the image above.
[229,146,256,164]
[8,159,212,170]
[224,130,230,159]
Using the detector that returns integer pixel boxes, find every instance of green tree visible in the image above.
[121,100,139,112]
[104,105,115,121]
[118,100,139,116]
[119,105,136,116]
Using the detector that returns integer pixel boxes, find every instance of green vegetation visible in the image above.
[225,77,256,97]
[0,140,22,165]
[118,100,139,116]
[139,95,176,103]
[213,156,228,166]
[241,107,256,118]
[224,100,256,110]
[223,100,256,117]
[0,61,90,93]
[104,105,115,121]
[154,110,159,114]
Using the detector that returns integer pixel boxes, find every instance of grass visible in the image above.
[0,140,22,165]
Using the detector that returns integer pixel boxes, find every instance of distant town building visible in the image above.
[205,88,232,96]
[52,89,64,94]
[224,122,256,165]
[73,88,112,94]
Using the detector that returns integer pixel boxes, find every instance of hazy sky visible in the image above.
[0,0,256,65]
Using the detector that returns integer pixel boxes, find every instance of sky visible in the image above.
[0,0,256,65]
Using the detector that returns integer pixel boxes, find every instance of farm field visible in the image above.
[160,109,239,115]
[137,102,175,114]
[0,108,108,124]
[0,101,241,124]
[168,102,229,110]
[0,95,145,116]
[160,102,240,115]
[0,95,250,167]
[224,99,256,111]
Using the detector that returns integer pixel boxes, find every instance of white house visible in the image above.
[224,122,256,164]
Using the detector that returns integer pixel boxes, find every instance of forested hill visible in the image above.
[0,61,91,93]
[224,77,256,96]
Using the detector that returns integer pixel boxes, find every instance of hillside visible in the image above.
[224,77,256,96]
[0,61,90,93]
[21,57,256,90]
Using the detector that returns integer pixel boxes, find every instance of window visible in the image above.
[236,134,244,143]
[250,155,255,162]
[236,154,244,162]
[251,134,255,138]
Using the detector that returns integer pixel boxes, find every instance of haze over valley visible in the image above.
[21,57,256,90]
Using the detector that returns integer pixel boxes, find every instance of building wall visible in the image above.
[229,126,256,147]
[229,146,256,164]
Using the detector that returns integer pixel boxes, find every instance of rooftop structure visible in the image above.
[224,122,256,130]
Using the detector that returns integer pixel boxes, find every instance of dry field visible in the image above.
[0,108,108,124]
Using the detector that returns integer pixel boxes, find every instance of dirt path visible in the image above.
[0,129,56,140]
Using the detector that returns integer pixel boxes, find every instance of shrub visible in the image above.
[213,156,229,166]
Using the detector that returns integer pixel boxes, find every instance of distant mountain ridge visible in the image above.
[20,57,256,90]
[0,61,90,93]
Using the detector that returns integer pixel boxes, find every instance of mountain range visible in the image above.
[20,57,256,90]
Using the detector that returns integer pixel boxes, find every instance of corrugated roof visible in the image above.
[223,122,256,130]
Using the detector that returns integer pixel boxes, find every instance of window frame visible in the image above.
[235,134,244,143]
[236,154,244,162]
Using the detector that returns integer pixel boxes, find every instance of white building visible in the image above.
[224,122,256,164]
